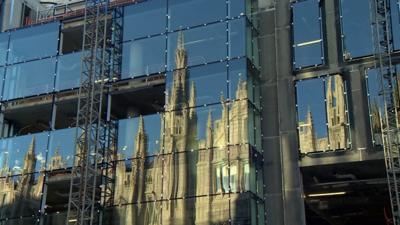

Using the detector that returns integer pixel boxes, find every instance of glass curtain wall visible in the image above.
[0,0,263,224]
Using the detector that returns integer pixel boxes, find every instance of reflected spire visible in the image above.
[177,30,185,50]
[175,31,187,70]
[134,115,148,159]
[206,110,213,149]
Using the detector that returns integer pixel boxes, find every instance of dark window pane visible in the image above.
[0,33,8,66]
[4,58,56,100]
[296,78,328,152]
[340,0,373,58]
[56,52,81,91]
[8,22,59,64]
[168,0,226,31]
[167,22,227,70]
[123,0,167,41]
[117,114,162,159]
[292,0,323,68]
[121,36,166,79]
[0,132,48,176]
[166,62,227,108]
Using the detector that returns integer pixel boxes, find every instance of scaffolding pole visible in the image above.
[65,0,118,224]
[372,0,400,224]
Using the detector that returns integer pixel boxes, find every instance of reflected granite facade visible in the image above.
[298,75,349,153]
[0,26,262,225]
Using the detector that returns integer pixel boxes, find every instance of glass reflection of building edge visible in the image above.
[0,32,257,224]
[298,75,349,153]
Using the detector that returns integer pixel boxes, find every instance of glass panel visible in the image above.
[123,0,167,41]
[114,156,163,205]
[44,171,71,219]
[231,193,257,225]
[4,58,56,100]
[0,173,42,220]
[47,128,76,171]
[325,75,350,150]
[121,36,166,79]
[0,33,8,66]
[391,0,400,50]
[43,212,67,225]
[0,217,39,225]
[292,0,323,68]
[296,78,328,153]
[229,18,247,59]
[0,132,48,176]
[340,0,373,59]
[117,114,162,160]
[229,58,253,102]
[366,68,385,146]
[56,52,81,91]
[229,99,255,147]
[163,104,225,152]
[8,22,59,64]
[168,0,226,31]
[167,197,230,225]
[293,44,323,69]
[0,67,4,99]
[167,22,227,70]
[166,62,227,109]
[103,203,162,225]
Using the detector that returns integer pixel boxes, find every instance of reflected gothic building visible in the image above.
[0,33,257,225]
[298,75,349,153]
[0,137,43,222]
[112,32,253,225]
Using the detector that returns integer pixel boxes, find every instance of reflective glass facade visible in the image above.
[0,0,262,224]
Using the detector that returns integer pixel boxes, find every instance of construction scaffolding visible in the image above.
[65,0,121,224]
[372,0,400,224]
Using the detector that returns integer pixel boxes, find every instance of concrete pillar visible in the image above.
[259,0,306,224]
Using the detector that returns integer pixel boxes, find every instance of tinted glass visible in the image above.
[121,35,166,79]
[123,0,167,41]
[229,18,247,59]
[56,52,81,91]
[0,132,48,176]
[325,75,350,150]
[8,22,59,64]
[292,0,323,68]
[117,114,162,159]
[0,174,42,220]
[47,128,77,170]
[296,78,328,153]
[391,0,400,50]
[168,0,226,31]
[167,22,227,70]
[4,57,56,100]
[340,0,373,58]
[0,32,8,66]
[366,68,385,146]
[113,156,163,205]
[163,104,223,151]
[166,62,227,108]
